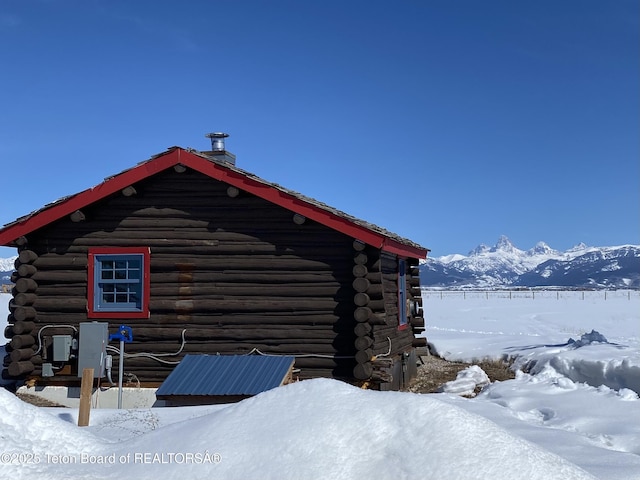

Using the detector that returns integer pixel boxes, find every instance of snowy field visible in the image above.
[423,289,640,480]
[1,290,639,480]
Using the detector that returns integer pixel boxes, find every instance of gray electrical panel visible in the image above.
[53,335,73,362]
[77,322,109,378]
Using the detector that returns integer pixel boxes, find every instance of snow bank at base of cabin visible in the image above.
[0,379,595,480]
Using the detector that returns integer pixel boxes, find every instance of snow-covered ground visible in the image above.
[1,290,639,479]
[423,289,640,480]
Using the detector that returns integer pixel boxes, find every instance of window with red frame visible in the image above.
[88,247,150,319]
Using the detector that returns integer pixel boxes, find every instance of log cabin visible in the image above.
[0,135,429,392]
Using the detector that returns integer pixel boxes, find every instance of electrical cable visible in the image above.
[106,329,187,365]
[34,325,78,355]
[244,347,356,359]
[243,337,392,360]
[375,337,393,358]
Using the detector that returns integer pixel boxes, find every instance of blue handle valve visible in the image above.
[109,325,133,343]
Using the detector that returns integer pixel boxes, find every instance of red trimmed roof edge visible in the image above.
[0,147,429,259]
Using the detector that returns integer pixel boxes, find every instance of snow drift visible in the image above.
[0,379,595,480]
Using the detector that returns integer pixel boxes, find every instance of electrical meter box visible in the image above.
[77,322,109,378]
[52,335,73,362]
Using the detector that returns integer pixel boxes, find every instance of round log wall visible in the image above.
[3,167,424,388]
[3,169,370,383]
[4,249,39,376]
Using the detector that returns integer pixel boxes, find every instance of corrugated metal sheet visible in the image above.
[155,354,295,397]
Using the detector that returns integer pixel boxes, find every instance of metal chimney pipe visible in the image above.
[205,132,229,152]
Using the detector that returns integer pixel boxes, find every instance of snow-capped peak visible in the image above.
[568,242,588,253]
[527,241,557,256]
[490,235,519,254]
[469,244,490,256]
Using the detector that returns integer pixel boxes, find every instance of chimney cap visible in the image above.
[205,132,229,139]
[205,132,229,152]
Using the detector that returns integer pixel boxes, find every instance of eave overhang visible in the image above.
[0,148,429,259]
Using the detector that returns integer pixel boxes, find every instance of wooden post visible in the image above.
[78,368,94,427]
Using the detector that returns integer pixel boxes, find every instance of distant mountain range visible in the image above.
[1,238,639,290]
[421,236,640,289]
[0,256,16,286]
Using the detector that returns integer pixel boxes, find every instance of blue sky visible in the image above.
[0,0,638,258]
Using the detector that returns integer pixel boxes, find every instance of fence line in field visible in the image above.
[420,289,639,301]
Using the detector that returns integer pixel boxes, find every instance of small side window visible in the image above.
[88,247,150,319]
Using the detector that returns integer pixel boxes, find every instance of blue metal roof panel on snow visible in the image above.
[156,354,295,397]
